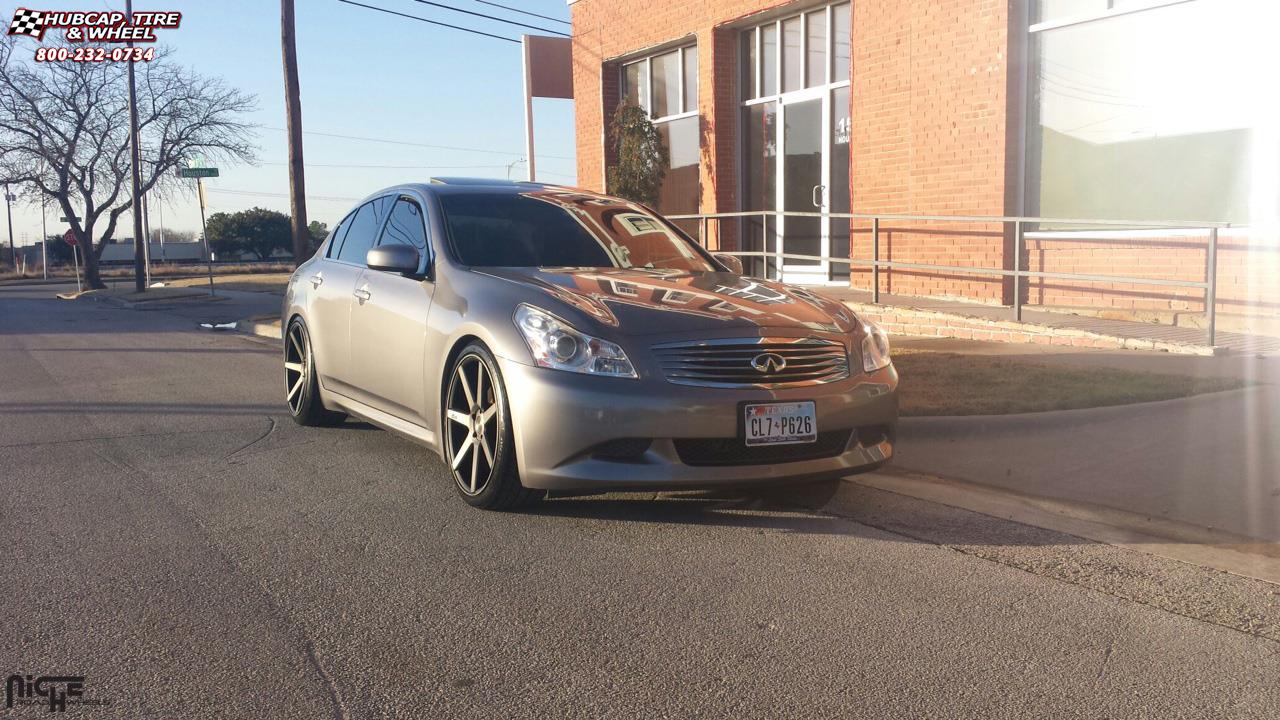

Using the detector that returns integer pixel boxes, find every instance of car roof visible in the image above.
[353,178,591,205]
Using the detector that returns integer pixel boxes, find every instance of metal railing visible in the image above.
[667,210,1231,346]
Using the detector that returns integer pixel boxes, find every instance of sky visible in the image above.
[2,0,577,247]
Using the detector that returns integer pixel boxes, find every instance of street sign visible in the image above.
[179,167,220,178]
[63,229,77,247]
[60,215,80,222]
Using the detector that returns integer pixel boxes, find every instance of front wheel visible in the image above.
[443,343,540,510]
[284,318,346,427]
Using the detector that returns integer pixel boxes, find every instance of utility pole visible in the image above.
[40,194,48,279]
[3,183,14,273]
[141,188,152,285]
[125,0,146,292]
[281,0,310,265]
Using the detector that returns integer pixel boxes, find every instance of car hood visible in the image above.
[476,267,859,336]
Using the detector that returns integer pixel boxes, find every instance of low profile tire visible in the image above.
[284,318,346,427]
[443,342,540,510]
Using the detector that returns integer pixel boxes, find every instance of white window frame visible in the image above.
[620,44,699,127]
[742,3,851,108]
[1029,0,1196,33]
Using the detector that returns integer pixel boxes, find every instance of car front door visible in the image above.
[309,196,393,396]
[347,194,436,426]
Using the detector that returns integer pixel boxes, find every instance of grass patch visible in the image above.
[161,272,290,294]
[0,262,293,283]
[894,349,1243,416]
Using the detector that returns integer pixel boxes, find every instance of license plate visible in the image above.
[743,401,817,446]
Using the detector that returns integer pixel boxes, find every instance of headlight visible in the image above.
[514,304,637,378]
[861,320,891,372]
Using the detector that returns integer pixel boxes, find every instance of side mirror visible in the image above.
[366,245,421,276]
[713,253,743,275]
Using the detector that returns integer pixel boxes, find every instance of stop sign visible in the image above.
[63,229,77,247]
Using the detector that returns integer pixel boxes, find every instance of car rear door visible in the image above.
[308,196,392,396]
[347,194,436,425]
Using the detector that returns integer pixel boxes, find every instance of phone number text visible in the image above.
[35,47,156,63]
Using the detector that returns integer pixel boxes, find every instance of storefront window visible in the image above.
[658,116,700,235]
[1026,0,1276,225]
[617,45,701,225]
[806,10,827,88]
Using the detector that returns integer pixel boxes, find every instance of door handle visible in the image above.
[812,184,826,209]
[309,273,324,288]
[353,287,371,303]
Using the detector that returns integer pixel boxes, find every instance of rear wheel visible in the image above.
[443,343,540,510]
[284,318,346,427]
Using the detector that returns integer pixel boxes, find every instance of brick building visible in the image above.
[567,0,1278,327]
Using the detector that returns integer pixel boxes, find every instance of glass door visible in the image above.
[779,89,829,284]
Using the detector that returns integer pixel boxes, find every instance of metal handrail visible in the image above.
[666,210,1226,346]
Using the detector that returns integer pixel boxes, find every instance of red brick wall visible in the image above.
[571,0,791,229]
[847,0,1013,302]
[571,0,1016,286]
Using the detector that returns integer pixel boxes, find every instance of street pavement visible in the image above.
[3,282,1280,719]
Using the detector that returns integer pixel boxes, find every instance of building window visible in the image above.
[1026,0,1277,225]
[618,44,700,224]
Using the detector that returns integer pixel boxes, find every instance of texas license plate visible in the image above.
[744,401,817,446]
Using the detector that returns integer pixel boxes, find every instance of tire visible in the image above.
[442,342,541,510]
[284,318,346,427]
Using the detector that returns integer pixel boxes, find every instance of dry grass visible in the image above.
[160,272,290,294]
[894,349,1243,416]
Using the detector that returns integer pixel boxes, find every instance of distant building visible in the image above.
[100,240,208,264]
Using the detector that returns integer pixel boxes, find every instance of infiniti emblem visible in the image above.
[750,352,787,373]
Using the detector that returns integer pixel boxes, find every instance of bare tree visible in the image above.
[0,37,256,288]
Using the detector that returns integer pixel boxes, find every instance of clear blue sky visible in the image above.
[4,0,577,246]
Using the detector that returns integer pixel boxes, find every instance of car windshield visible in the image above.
[440,190,717,272]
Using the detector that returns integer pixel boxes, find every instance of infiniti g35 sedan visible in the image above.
[283,179,898,509]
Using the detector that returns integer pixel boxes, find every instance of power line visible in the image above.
[408,0,569,37]
[473,0,570,26]
[260,126,576,161]
[206,188,363,202]
[335,0,519,44]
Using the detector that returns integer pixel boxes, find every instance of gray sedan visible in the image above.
[283,179,897,509]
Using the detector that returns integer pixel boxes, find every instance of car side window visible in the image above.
[335,201,380,266]
[325,212,355,259]
[377,197,431,273]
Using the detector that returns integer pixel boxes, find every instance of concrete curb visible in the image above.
[80,289,227,309]
[899,387,1255,439]
[239,315,282,340]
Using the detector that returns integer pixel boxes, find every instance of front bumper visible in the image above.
[499,357,898,491]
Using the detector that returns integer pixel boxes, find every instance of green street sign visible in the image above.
[179,167,220,178]
[60,215,80,222]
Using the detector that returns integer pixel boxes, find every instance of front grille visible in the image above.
[652,337,850,388]
[674,429,853,467]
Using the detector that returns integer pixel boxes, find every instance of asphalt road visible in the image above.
[3,283,1279,719]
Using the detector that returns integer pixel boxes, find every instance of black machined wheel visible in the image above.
[284,318,346,427]
[443,343,539,510]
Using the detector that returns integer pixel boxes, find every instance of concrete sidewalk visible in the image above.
[893,338,1280,543]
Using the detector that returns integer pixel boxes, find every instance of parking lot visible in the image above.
[4,282,1280,718]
